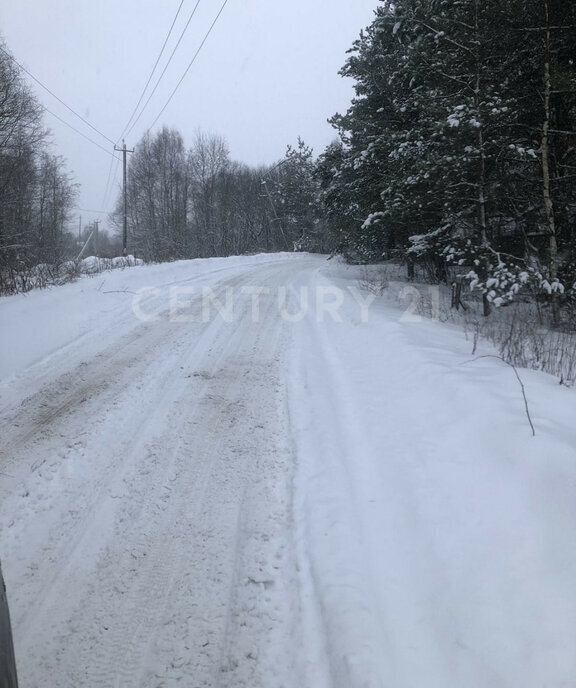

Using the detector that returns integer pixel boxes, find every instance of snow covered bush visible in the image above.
[441,240,568,308]
[0,255,143,296]
[408,231,572,312]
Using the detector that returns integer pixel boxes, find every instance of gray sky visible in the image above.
[0,0,377,232]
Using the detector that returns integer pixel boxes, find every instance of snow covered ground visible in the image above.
[1,253,575,687]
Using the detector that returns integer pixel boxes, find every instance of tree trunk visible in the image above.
[542,0,561,328]
[474,0,490,318]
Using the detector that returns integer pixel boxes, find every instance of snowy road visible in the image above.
[0,256,313,687]
[1,254,576,687]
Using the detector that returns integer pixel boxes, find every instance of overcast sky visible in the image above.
[0,0,378,233]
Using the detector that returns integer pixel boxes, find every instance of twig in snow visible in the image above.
[102,289,137,295]
[462,354,536,436]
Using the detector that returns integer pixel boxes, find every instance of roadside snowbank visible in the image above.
[289,261,576,687]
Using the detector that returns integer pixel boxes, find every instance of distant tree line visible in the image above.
[114,130,330,262]
[9,0,574,325]
[0,38,333,290]
[0,41,78,274]
[318,0,576,324]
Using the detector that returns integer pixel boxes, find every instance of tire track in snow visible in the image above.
[0,259,315,688]
[1,276,249,641]
[0,271,251,479]
[288,268,395,688]
[85,316,253,687]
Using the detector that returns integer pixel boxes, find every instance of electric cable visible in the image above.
[117,0,186,142]
[146,0,230,133]
[43,105,119,160]
[100,153,118,210]
[0,45,116,146]
[77,208,113,215]
[124,0,203,139]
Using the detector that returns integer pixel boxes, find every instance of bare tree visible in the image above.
[34,152,78,262]
[117,127,189,261]
[189,131,229,257]
[0,41,46,259]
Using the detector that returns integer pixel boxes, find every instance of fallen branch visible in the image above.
[462,354,536,436]
[102,289,137,295]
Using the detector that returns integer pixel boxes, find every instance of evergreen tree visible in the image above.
[271,138,327,251]
[322,0,576,321]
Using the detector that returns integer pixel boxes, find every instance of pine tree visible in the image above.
[322,0,576,322]
[271,138,327,251]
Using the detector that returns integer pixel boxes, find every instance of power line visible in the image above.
[100,152,120,211]
[100,155,122,218]
[125,0,203,139]
[0,45,116,146]
[42,101,122,213]
[146,0,231,133]
[117,0,186,143]
[77,208,113,215]
[100,155,115,208]
[43,105,120,160]
[101,152,123,213]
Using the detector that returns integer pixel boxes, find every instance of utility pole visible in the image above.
[260,179,290,250]
[94,220,100,257]
[259,182,270,251]
[76,221,97,261]
[114,139,134,256]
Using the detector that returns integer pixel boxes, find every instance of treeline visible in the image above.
[6,0,575,325]
[115,130,330,261]
[318,0,576,323]
[0,42,78,272]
